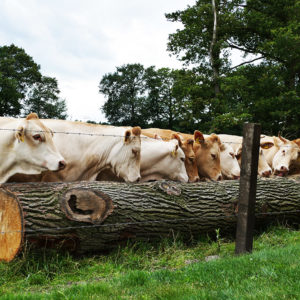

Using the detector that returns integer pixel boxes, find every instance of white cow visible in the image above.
[8,120,142,183]
[38,120,142,182]
[218,134,272,177]
[0,113,66,183]
[97,136,189,183]
[260,135,300,176]
[220,143,240,179]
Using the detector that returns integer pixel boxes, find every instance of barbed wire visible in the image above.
[1,209,300,235]
[0,127,298,147]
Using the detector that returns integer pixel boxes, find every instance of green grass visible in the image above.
[1,226,300,299]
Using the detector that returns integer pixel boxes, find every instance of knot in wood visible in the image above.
[156,181,181,196]
[61,189,114,224]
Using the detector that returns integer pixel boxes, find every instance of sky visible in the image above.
[0,0,243,122]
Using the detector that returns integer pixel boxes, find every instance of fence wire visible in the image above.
[0,127,297,147]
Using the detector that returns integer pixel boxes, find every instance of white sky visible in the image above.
[0,0,244,122]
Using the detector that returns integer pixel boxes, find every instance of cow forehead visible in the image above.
[25,118,51,134]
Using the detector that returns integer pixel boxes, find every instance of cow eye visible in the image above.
[211,153,216,159]
[180,157,185,162]
[189,157,194,163]
[229,152,235,158]
[33,134,42,142]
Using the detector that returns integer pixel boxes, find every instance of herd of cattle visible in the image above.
[0,113,300,184]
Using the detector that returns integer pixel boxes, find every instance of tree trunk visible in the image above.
[1,177,300,261]
[210,0,220,95]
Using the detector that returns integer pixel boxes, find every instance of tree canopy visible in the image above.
[100,0,299,138]
[0,44,67,119]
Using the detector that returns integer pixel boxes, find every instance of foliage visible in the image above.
[0,44,67,119]
[0,226,300,299]
[100,1,299,138]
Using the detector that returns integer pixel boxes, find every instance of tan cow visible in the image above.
[0,113,66,183]
[141,128,199,182]
[178,131,222,181]
[9,120,142,183]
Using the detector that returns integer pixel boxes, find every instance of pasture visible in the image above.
[1,225,300,299]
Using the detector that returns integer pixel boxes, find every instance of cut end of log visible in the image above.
[0,189,24,262]
[60,189,114,224]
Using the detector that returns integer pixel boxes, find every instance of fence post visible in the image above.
[235,123,261,255]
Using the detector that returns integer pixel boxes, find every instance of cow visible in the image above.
[260,135,300,176]
[219,142,240,180]
[9,120,142,183]
[218,134,272,177]
[0,113,66,183]
[141,128,199,182]
[97,136,189,182]
[178,131,223,181]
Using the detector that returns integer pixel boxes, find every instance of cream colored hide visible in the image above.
[34,120,142,182]
[97,136,188,183]
[141,128,199,182]
[261,135,300,176]
[203,134,240,179]
[0,113,65,183]
[218,134,272,177]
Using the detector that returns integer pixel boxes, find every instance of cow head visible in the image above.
[140,138,188,182]
[272,135,300,176]
[193,131,222,181]
[220,143,240,180]
[235,145,272,177]
[14,113,66,174]
[108,126,141,182]
[171,133,199,182]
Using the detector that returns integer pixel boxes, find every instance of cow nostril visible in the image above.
[217,175,222,181]
[136,176,141,182]
[59,160,66,170]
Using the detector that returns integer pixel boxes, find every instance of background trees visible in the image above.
[100,0,299,138]
[0,44,67,119]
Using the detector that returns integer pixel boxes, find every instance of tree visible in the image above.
[228,0,300,90]
[0,44,67,119]
[100,64,147,127]
[24,76,67,119]
[165,1,300,136]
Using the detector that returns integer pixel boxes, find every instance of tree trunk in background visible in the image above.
[1,177,300,261]
[210,0,220,95]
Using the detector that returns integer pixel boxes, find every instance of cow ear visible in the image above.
[15,126,25,142]
[171,133,182,147]
[26,112,39,120]
[194,130,204,144]
[124,130,131,143]
[171,144,179,157]
[278,133,288,144]
[132,126,141,136]
[260,142,274,149]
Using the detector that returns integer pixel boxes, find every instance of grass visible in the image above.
[1,225,300,299]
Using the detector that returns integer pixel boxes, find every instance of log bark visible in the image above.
[1,177,300,261]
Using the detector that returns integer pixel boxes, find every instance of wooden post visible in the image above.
[235,123,261,254]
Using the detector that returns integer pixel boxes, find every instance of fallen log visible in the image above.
[1,177,300,261]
